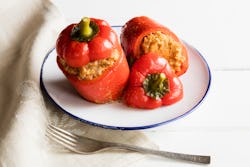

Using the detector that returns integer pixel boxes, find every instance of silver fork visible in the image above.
[46,124,210,164]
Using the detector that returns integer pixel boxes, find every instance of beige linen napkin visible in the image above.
[0,0,156,166]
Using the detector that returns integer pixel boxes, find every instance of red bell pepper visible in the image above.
[123,53,183,109]
[56,17,130,103]
[121,16,188,76]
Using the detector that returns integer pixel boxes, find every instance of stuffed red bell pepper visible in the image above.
[56,17,130,103]
[121,16,188,76]
[123,53,183,109]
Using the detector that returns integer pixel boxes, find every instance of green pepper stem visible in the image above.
[71,17,99,42]
[151,73,166,91]
[143,73,169,99]
[79,17,93,38]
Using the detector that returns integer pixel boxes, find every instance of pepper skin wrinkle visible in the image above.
[121,16,189,76]
[123,53,183,109]
[56,17,130,103]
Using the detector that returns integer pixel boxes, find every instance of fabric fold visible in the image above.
[0,1,156,167]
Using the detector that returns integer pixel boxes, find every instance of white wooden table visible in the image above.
[52,0,250,166]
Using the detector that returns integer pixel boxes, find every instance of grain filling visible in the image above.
[140,31,186,73]
[59,50,119,80]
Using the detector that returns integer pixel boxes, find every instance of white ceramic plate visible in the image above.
[40,27,211,130]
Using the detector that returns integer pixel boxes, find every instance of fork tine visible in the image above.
[48,124,79,140]
[46,127,76,146]
[46,130,78,152]
[47,125,78,145]
[46,124,83,153]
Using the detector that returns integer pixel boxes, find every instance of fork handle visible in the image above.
[108,142,210,164]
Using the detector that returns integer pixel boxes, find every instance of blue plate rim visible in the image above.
[40,27,211,130]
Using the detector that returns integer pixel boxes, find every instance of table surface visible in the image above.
[52,0,250,166]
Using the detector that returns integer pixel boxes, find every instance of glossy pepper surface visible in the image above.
[121,16,188,76]
[56,17,129,103]
[123,53,183,109]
